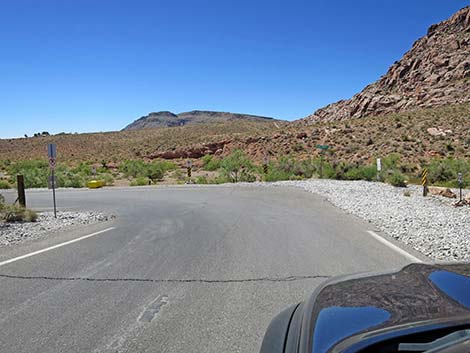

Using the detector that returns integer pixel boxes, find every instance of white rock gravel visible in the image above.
[267,180,470,262]
[0,211,114,247]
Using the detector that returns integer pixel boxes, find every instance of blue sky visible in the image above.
[0,0,468,138]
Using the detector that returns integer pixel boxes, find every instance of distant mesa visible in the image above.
[122,110,279,130]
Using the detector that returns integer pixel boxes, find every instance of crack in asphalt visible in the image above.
[0,273,329,284]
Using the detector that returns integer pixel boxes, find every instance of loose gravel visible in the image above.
[268,180,470,262]
[0,211,114,247]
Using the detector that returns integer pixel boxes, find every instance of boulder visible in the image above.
[429,186,457,198]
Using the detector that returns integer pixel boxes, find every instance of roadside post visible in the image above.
[48,143,57,218]
[263,156,269,175]
[421,168,428,197]
[315,145,329,179]
[458,172,463,202]
[186,160,192,183]
[92,166,96,176]
[16,175,26,207]
[376,158,382,181]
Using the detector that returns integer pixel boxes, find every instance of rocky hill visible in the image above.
[123,110,279,130]
[304,6,470,122]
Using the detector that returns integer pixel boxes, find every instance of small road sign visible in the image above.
[458,172,463,184]
[376,158,382,171]
[49,157,56,170]
[47,144,57,158]
[47,143,58,218]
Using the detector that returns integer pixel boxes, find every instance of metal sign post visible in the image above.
[421,168,428,197]
[376,158,382,181]
[47,144,57,218]
[458,172,463,202]
[315,145,329,179]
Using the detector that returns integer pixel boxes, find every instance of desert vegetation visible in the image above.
[0,194,38,222]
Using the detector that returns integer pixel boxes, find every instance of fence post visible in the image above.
[17,175,26,207]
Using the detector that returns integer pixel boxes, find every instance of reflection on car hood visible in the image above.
[309,263,470,353]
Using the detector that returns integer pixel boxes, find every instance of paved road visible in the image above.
[0,185,424,353]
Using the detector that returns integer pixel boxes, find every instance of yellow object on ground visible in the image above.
[87,180,105,189]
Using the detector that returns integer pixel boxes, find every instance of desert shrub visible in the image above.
[146,163,164,182]
[427,158,470,187]
[72,162,93,176]
[120,160,147,178]
[332,161,355,180]
[195,176,208,184]
[344,165,377,181]
[201,155,221,171]
[220,150,254,182]
[386,170,407,187]
[97,173,114,186]
[0,180,10,189]
[8,160,49,188]
[120,160,176,181]
[1,204,38,222]
[55,165,86,188]
[130,176,150,186]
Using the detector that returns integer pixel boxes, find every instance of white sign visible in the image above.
[47,144,57,158]
[458,172,463,183]
[186,160,192,168]
[376,158,382,171]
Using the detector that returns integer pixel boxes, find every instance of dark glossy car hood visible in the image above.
[307,263,470,353]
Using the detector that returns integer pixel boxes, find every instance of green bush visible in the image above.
[345,165,377,181]
[1,204,38,222]
[386,171,407,187]
[8,160,49,188]
[195,176,208,184]
[220,150,254,182]
[0,180,10,189]
[120,160,176,181]
[130,176,150,186]
[202,155,221,171]
[427,158,470,188]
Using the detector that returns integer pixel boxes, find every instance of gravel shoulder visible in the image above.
[0,211,114,247]
[268,180,470,262]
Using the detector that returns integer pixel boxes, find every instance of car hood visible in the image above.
[306,263,470,353]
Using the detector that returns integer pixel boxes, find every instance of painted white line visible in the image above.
[0,227,115,267]
[367,230,423,263]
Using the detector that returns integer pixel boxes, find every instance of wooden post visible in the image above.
[17,175,26,207]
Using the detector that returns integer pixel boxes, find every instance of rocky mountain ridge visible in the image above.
[123,110,278,130]
[304,6,470,122]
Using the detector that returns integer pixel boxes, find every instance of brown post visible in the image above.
[17,175,26,207]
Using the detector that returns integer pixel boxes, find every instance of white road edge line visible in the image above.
[367,230,423,263]
[0,227,115,267]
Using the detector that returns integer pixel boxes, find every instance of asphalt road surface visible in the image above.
[0,185,426,353]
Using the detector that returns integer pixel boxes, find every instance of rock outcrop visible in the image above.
[304,7,470,122]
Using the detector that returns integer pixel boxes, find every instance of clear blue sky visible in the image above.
[0,0,468,138]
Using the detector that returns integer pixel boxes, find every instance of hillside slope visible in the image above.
[304,6,470,122]
[123,110,279,130]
